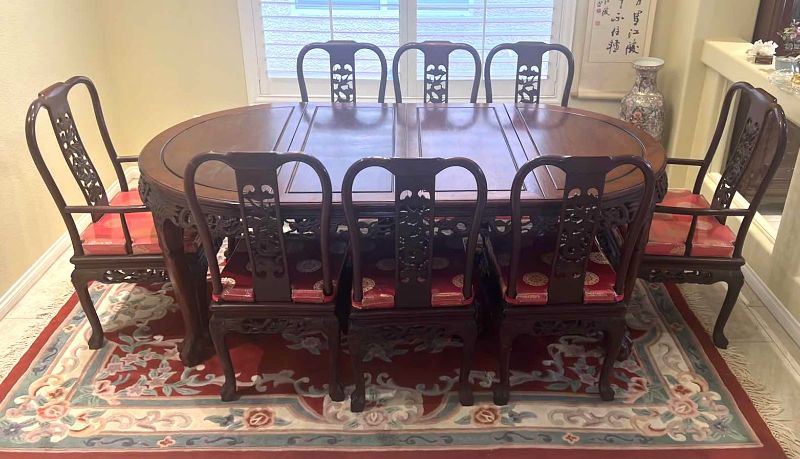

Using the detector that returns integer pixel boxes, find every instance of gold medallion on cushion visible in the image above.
[522,272,548,287]
[361,277,376,293]
[432,257,450,270]
[584,271,600,286]
[221,277,236,288]
[451,274,464,288]
[296,259,322,273]
[588,252,610,265]
[312,279,337,291]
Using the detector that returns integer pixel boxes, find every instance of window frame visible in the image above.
[238,0,576,104]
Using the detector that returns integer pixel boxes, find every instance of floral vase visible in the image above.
[620,57,665,143]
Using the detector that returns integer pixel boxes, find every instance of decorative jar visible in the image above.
[620,57,665,143]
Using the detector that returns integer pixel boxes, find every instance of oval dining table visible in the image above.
[137,102,667,366]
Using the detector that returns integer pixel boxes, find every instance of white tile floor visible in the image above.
[1,250,799,441]
[680,281,800,431]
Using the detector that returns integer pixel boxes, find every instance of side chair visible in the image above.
[483,155,655,404]
[185,151,348,402]
[392,41,481,103]
[484,41,575,106]
[297,40,388,103]
[341,156,487,412]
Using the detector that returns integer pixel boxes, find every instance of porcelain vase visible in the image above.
[620,57,665,143]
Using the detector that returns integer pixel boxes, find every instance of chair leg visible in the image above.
[493,326,513,406]
[324,316,345,402]
[348,327,366,412]
[209,315,238,402]
[713,275,744,349]
[618,332,633,361]
[458,322,477,406]
[599,318,625,401]
[71,270,104,350]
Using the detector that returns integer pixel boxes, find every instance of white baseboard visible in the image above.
[742,264,800,350]
[0,168,140,320]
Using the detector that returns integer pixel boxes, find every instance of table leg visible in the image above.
[157,218,211,366]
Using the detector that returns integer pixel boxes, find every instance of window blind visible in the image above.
[260,0,557,81]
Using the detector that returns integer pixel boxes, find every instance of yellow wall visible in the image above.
[98,0,248,156]
[0,0,118,294]
[649,0,759,189]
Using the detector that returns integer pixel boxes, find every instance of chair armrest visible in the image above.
[654,205,749,217]
[64,204,149,214]
[666,158,705,166]
[116,156,139,163]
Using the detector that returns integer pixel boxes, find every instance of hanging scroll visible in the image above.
[576,0,659,98]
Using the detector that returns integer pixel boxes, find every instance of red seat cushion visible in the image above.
[352,236,473,310]
[80,191,161,255]
[486,235,621,305]
[214,237,348,304]
[645,189,736,258]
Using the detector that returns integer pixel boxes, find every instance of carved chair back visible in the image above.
[687,82,787,256]
[297,40,388,103]
[26,76,139,256]
[342,157,488,308]
[392,41,482,103]
[508,156,655,304]
[484,41,575,107]
[185,152,334,303]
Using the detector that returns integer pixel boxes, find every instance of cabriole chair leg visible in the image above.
[599,318,625,401]
[71,270,104,350]
[458,322,477,406]
[493,329,513,406]
[324,317,345,402]
[209,315,238,402]
[348,328,366,412]
[713,275,744,349]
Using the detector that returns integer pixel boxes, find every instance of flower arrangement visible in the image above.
[746,40,778,64]
[778,19,800,55]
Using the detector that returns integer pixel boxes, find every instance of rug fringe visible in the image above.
[0,279,74,382]
[678,285,800,459]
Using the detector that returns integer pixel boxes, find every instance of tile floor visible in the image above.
[1,250,799,433]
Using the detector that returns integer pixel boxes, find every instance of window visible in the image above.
[238,0,575,102]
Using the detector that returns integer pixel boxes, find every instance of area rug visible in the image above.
[0,280,787,458]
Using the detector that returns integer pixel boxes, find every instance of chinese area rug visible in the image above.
[0,281,786,458]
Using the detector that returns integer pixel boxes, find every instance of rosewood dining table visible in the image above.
[137,102,667,366]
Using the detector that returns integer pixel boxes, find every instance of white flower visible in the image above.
[747,40,778,57]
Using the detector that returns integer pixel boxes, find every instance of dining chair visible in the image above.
[392,41,482,103]
[638,82,788,349]
[483,155,655,405]
[25,76,195,350]
[341,157,487,412]
[484,41,575,107]
[185,151,348,402]
[297,40,388,103]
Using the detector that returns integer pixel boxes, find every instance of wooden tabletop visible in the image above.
[139,102,665,215]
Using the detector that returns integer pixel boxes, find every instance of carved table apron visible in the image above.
[138,102,667,365]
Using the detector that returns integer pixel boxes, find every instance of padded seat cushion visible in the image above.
[486,235,621,305]
[352,236,473,310]
[215,237,348,304]
[645,189,736,258]
[80,191,160,255]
